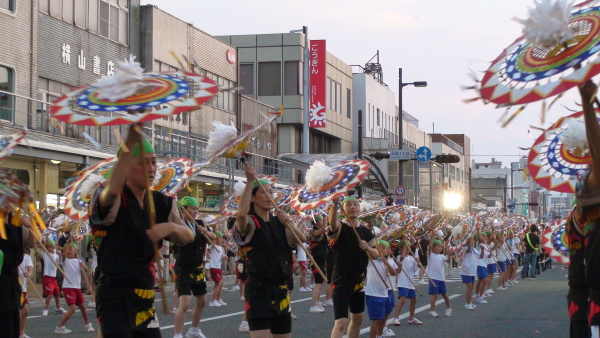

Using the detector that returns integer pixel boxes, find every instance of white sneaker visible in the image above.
[185,327,207,338]
[418,279,428,285]
[87,301,96,307]
[232,285,240,291]
[309,305,324,313]
[483,292,492,298]
[429,311,439,318]
[291,313,297,320]
[42,309,48,316]
[486,289,495,294]
[239,321,249,332]
[497,286,507,291]
[477,297,488,304]
[322,299,334,307]
[240,296,245,301]
[218,299,227,306]
[513,279,519,284]
[407,317,423,325]
[392,317,401,326]
[445,308,452,317]
[56,307,68,314]
[84,323,95,332]
[300,287,311,292]
[170,307,177,314]
[382,326,395,336]
[209,300,221,307]
[465,304,475,310]
[19,334,31,338]
[308,284,315,289]
[54,326,72,334]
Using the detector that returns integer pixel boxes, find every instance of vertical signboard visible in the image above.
[309,40,326,127]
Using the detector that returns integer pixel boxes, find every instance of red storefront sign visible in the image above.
[309,40,326,128]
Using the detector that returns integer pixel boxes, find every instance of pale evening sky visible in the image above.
[141,0,585,168]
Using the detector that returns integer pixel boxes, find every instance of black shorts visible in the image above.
[245,277,290,321]
[248,311,292,334]
[176,279,207,297]
[312,258,327,284]
[332,283,366,320]
[96,284,158,335]
[287,275,294,291]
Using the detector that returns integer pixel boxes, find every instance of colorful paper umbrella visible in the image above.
[0,169,32,207]
[64,157,117,220]
[528,111,594,193]
[0,129,26,161]
[384,206,411,227]
[359,205,397,223]
[152,158,194,197]
[289,160,370,211]
[273,185,298,208]
[203,215,228,228]
[446,215,477,255]
[542,222,569,265]
[50,71,218,126]
[478,3,600,107]
[73,221,91,241]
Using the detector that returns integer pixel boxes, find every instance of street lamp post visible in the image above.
[290,26,310,154]
[398,68,427,187]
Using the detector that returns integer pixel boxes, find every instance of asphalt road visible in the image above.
[21,266,569,337]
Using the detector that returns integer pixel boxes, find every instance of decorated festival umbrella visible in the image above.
[468,0,600,124]
[528,110,593,193]
[273,185,298,208]
[50,57,218,127]
[542,221,569,265]
[152,158,194,197]
[0,129,26,161]
[383,206,412,227]
[64,157,117,220]
[446,215,477,255]
[358,205,397,223]
[289,160,370,211]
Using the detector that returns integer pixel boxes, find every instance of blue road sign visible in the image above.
[395,198,405,205]
[416,146,432,162]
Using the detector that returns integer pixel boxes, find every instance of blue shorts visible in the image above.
[497,261,506,273]
[397,287,417,299]
[366,295,388,320]
[477,266,488,279]
[505,259,513,266]
[386,290,395,315]
[461,275,475,284]
[428,279,447,295]
[487,263,497,274]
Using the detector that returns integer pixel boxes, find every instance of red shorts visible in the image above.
[63,288,84,305]
[22,292,28,305]
[210,268,223,283]
[298,261,307,272]
[43,276,59,297]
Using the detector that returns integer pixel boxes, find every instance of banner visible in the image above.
[309,40,326,128]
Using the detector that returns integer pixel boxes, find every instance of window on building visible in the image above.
[336,82,342,114]
[284,61,299,95]
[346,88,351,118]
[75,1,87,27]
[239,64,253,95]
[377,108,380,126]
[258,62,281,96]
[0,66,14,122]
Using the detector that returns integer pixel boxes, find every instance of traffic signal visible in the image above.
[434,154,460,163]
[370,152,391,160]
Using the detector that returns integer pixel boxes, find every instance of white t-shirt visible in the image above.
[486,243,497,265]
[496,243,508,261]
[510,238,521,254]
[478,244,489,267]
[209,245,224,270]
[460,246,479,277]
[62,258,82,289]
[365,259,388,297]
[19,254,33,291]
[397,255,418,290]
[297,243,307,262]
[386,257,398,290]
[43,251,60,277]
[426,253,447,282]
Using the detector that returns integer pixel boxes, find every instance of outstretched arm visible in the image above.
[236,164,256,236]
[579,80,600,191]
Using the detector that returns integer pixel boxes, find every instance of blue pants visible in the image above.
[520,252,538,278]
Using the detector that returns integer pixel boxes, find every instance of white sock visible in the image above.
[591,325,599,338]
[173,334,183,338]
[190,326,199,331]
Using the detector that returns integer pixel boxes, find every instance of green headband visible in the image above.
[46,240,56,246]
[215,231,223,237]
[341,196,358,205]
[253,179,271,189]
[313,215,323,221]
[117,138,155,158]
[378,240,390,248]
[180,196,199,207]
[433,239,442,246]
[484,231,492,236]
